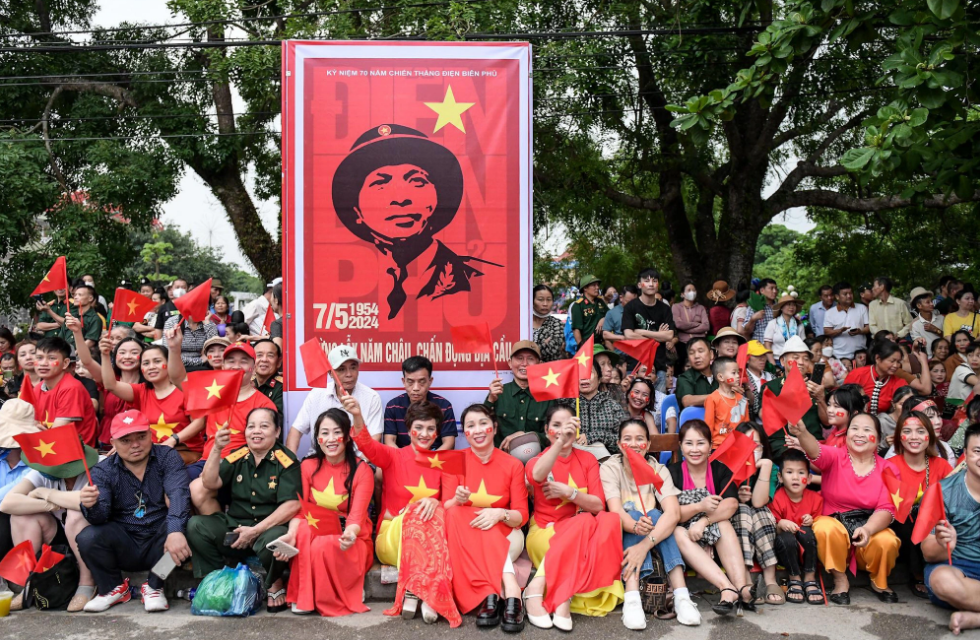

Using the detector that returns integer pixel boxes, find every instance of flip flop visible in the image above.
[765,583,786,605]
[267,588,288,613]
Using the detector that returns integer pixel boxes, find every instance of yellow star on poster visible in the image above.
[205,379,224,399]
[42,411,54,428]
[558,476,588,509]
[891,489,904,509]
[468,480,502,508]
[34,440,56,457]
[405,476,439,503]
[424,85,474,133]
[541,367,561,387]
[311,477,348,510]
[127,299,139,316]
[427,454,445,470]
[150,413,178,440]
[305,511,320,529]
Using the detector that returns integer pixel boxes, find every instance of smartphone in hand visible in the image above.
[223,532,240,546]
[265,538,299,559]
[151,553,178,580]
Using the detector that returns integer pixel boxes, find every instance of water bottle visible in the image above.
[176,588,196,601]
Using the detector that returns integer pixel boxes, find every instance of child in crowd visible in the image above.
[769,448,824,605]
[225,322,251,344]
[703,357,747,449]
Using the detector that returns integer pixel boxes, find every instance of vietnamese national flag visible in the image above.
[299,338,332,388]
[449,322,493,356]
[617,339,659,373]
[573,334,594,380]
[183,369,244,419]
[761,364,812,436]
[111,288,156,324]
[35,544,65,573]
[736,342,749,384]
[30,256,68,297]
[710,429,758,490]
[415,448,466,477]
[911,482,947,545]
[621,444,664,493]
[18,377,37,409]
[542,512,624,613]
[0,540,36,586]
[527,358,579,402]
[262,305,276,336]
[13,424,86,467]
[882,467,916,524]
[300,499,343,537]
[173,278,212,323]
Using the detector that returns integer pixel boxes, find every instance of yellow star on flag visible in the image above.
[541,367,561,388]
[150,413,178,440]
[405,476,439,503]
[468,480,503,508]
[42,274,50,283]
[575,352,590,368]
[311,477,348,510]
[558,475,588,509]
[34,439,56,457]
[891,489,904,509]
[127,299,139,316]
[427,454,446,470]
[424,85,474,133]
[205,379,224,399]
[305,511,320,529]
[42,411,54,428]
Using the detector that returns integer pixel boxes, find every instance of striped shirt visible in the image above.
[163,316,218,370]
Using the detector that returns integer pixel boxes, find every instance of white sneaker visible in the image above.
[622,597,647,630]
[674,592,701,626]
[84,579,132,612]
[141,583,169,612]
[402,591,419,619]
[421,601,438,624]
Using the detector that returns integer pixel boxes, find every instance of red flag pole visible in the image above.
[633,478,647,516]
[80,450,93,486]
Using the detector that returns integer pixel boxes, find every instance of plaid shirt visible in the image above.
[163,316,218,370]
[579,391,629,455]
[743,305,774,342]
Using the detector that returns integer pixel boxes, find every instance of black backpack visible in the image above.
[22,545,80,610]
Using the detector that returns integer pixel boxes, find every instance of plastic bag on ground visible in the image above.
[191,564,263,617]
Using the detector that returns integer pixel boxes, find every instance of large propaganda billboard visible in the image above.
[281,41,532,420]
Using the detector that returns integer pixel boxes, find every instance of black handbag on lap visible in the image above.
[832,509,874,539]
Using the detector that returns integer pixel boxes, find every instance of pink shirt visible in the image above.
[808,444,894,517]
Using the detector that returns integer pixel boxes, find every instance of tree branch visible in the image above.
[769,100,843,150]
[804,110,867,163]
[771,188,980,214]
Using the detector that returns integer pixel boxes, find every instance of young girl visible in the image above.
[823,384,868,447]
[625,378,658,436]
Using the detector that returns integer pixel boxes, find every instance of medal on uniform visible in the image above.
[237,474,243,483]
[268,475,277,489]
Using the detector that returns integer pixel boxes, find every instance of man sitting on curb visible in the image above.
[77,410,191,613]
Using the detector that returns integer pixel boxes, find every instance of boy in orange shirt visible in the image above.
[702,357,747,448]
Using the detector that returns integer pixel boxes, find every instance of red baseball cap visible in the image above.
[110,409,150,439]
[224,342,256,361]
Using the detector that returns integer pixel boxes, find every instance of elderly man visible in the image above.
[869,276,912,336]
[760,336,834,458]
[77,410,191,613]
[252,339,283,414]
[485,341,553,451]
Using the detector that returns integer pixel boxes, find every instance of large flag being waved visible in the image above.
[299,338,332,388]
[300,499,343,537]
[415,448,466,478]
[761,364,812,436]
[18,377,37,409]
[709,429,758,487]
[617,339,659,374]
[0,540,36,586]
[881,467,917,524]
[31,256,69,297]
[184,369,244,419]
[111,288,156,324]
[527,358,579,402]
[449,322,494,357]
[13,424,86,466]
[911,482,947,545]
[621,444,665,493]
[573,335,594,379]
[173,278,212,323]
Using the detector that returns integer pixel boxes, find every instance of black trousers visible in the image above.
[0,512,12,560]
[891,517,925,578]
[76,521,168,594]
[773,527,817,576]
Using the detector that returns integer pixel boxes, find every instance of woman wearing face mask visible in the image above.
[672,284,710,368]
[883,410,953,598]
[276,408,374,617]
[100,344,206,464]
[523,406,622,630]
[531,285,565,363]
[668,420,754,616]
[579,361,629,457]
[732,422,784,606]
[812,336,847,385]
[443,405,529,632]
[625,378,658,436]
[823,384,868,447]
[345,397,459,625]
[764,295,805,362]
[844,340,909,416]
[788,414,900,604]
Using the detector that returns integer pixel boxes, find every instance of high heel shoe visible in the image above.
[523,593,553,629]
[712,588,739,616]
[737,585,756,616]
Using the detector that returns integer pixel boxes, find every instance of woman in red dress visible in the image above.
[844,340,908,417]
[443,405,529,633]
[277,407,374,616]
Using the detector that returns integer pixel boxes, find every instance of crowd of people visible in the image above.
[1,269,980,635]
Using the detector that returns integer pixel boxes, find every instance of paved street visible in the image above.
[0,586,963,640]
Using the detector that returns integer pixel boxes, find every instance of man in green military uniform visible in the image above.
[762,336,831,458]
[187,408,301,612]
[253,339,284,414]
[570,274,609,346]
[61,284,104,350]
[34,288,69,338]
[485,341,554,451]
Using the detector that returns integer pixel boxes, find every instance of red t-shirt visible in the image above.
[131,385,202,452]
[203,390,278,459]
[884,455,952,505]
[441,448,529,526]
[34,374,98,446]
[525,448,604,528]
[823,428,847,448]
[844,365,908,415]
[768,486,824,526]
[98,389,132,446]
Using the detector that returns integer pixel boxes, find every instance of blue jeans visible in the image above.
[925,557,980,609]
[624,506,685,580]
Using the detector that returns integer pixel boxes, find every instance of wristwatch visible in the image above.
[172,433,181,445]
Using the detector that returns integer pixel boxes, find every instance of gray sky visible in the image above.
[93,1,813,277]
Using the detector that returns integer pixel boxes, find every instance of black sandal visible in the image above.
[786,579,805,604]
[803,581,824,605]
[828,590,850,606]
[712,588,739,616]
[911,580,929,599]
[737,585,756,616]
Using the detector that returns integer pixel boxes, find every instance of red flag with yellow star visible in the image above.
[527,358,579,402]
[616,339,659,374]
[415,448,466,477]
[111,288,156,324]
[173,278,213,323]
[882,466,916,524]
[183,369,244,419]
[573,334,594,380]
[30,256,68,297]
[299,499,343,537]
[18,376,38,409]
[35,544,65,573]
[13,424,86,467]
[0,540,36,586]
